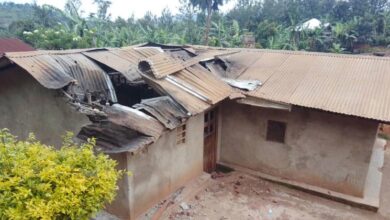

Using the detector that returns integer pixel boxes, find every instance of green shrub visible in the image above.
[0,129,123,220]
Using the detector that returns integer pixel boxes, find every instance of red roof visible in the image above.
[0,38,35,54]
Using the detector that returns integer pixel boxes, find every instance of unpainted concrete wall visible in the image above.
[0,66,90,147]
[126,113,204,218]
[105,153,132,220]
[219,101,378,197]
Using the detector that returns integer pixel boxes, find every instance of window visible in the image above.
[176,123,186,145]
[266,120,286,143]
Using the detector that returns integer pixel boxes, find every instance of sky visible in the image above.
[0,0,237,19]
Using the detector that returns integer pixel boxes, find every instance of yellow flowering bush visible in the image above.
[0,129,123,220]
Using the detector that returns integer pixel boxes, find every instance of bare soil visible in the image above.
[160,149,390,220]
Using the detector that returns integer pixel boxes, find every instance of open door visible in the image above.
[203,108,218,173]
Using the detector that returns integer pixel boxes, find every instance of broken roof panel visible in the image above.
[133,96,188,130]
[83,49,143,82]
[78,122,154,154]
[140,64,232,115]
[54,54,117,101]
[221,78,261,91]
[139,52,185,79]
[5,50,116,101]
[5,53,75,89]
[134,47,163,57]
[83,47,162,83]
[142,74,210,114]
[104,104,165,139]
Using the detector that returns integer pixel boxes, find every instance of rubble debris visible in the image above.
[211,172,225,179]
[179,202,190,210]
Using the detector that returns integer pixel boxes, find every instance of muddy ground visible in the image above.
[159,149,390,220]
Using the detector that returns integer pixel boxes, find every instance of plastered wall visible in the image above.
[219,101,378,197]
[0,66,90,147]
[126,113,204,218]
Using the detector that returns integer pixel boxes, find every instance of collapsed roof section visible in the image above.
[134,96,188,130]
[0,44,234,153]
[4,42,390,150]
[104,104,164,139]
[82,47,162,84]
[78,122,155,154]
[138,52,233,115]
[3,50,117,103]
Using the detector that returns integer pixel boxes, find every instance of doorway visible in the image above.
[203,108,218,173]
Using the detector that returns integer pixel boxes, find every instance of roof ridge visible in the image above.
[189,45,390,61]
[5,48,104,58]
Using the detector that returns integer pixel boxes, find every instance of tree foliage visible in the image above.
[0,129,123,220]
[1,0,390,53]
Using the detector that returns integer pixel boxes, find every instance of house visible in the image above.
[0,46,230,219]
[0,43,387,219]
[200,47,386,209]
[0,38,35,54]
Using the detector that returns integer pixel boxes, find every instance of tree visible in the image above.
[64,0,82,19]
[178,0,202,44]
[94,0,112,20]
[0,129,123,219]
[189,0,227,45]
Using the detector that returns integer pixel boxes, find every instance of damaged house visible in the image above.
[0,43,388,219]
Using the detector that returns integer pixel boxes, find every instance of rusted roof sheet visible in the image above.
[141,64,232,115]
[83,49,142,82]
[83,47,162,82]
[78,122,154,154]
[133,96,188,129]
[219,49,390,122]
[182,50,237,67]
[5,53,75,89]
[54,54,116,100]
[5,51,116,101]
[104,104,164,139]
[139,50,235,80]
[134,47,163,57]
[0,38,35,54]
[139,52,185,79]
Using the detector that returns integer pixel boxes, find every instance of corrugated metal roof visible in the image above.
[104,104,165,139]
[138,50,235,80]
[5,50,116,101]
[141,64,232,115]
[83,49,142,82]
[133,96,188,129]
[83,47,162,82]
[6,53,75,89]
[139,52,185,79]
[78,122,154,154]
[0,38,35,53]
[218,49,390,122]
[134,47,163,57]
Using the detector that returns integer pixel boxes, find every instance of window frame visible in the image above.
[266,120,287,143]
[176,123,187,145]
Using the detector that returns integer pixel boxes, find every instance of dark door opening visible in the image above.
[204,108,218,173]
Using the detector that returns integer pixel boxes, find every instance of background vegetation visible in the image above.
[0,129,123,220]
[1,0,390,53]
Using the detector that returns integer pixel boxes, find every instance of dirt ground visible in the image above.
[159,149,390,220]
